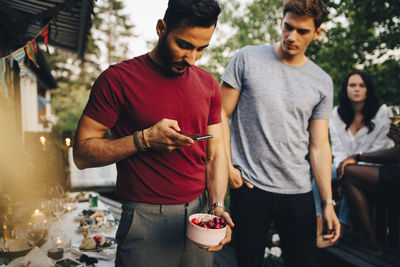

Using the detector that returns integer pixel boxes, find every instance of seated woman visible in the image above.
[313,71,390,248]
[339,123,400,256]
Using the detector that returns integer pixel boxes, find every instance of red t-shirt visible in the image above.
[83,54,222,204]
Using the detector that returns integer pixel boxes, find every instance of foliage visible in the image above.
[51,81,90,132]
[308,0,400,105]
[200,0,283,80]
[49,0,135,133]
[203,0,399,105]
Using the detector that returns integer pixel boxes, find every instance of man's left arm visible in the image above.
[309,119,340,244]
[205,122,234,252]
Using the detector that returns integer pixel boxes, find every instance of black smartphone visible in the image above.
[181,133,213,141]
[55,258,83,267]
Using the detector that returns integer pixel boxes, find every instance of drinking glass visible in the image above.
[388,105,400,125]
[47,182,64,200]
[24,220,45,247]
[51,198,65,220]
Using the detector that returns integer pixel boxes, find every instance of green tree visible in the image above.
[203,0,399,105]
[201,0,283,80]
[308,0,400,104]
[49,0,135,133]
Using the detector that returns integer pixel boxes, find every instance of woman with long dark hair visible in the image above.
[338,123,400,256]
[313,71,390,248]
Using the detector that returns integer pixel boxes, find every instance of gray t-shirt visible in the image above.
[222,45,333,194]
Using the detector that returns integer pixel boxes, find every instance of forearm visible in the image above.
[358,146,400,164]
[221,110,234,171]
[206,148,228,206]
[73,134,139,169]
[310,144,333,201]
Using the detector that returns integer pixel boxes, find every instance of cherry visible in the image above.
[191,218,200,225]
[215,224,222,229]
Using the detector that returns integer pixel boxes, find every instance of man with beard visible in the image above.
[73,0,233,266]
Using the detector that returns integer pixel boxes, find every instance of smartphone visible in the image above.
[55,258,83,267]
[181,133,213,141]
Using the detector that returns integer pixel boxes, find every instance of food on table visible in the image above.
[65,191,90,202]
[79,232,112,251]
[78,209,114,231]
[79,232,97,250]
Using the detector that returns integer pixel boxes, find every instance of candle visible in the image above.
[39,136,46,145]
[65,203,73,212]
[55,236,64,246]
[65,138,71,147]
[32,209,44,223]
[48,247,64,260]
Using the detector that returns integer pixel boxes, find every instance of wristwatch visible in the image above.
[208,202,225,213]
[355,152,363,162]
[322,199,336,206]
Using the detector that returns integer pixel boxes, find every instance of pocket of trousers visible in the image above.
[116,208,134,246]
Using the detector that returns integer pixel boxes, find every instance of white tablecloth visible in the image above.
[6,196,117,267]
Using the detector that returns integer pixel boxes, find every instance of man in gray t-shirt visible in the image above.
[221,1,340,266]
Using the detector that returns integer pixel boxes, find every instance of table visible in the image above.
[6,196,117,267]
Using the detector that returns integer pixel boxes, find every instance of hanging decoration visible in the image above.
[0,23,50,79]
[41,25,50,55]
[25,40,39,67]
[0,58,9,100]
[12,48,27,78]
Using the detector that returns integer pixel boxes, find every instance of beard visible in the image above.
[158,35,189,76]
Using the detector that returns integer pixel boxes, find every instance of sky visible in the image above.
[124,0,251,57]
[124,0,168,56]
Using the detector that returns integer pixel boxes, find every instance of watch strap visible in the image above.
[208,202,225,213]
[322,199,336,206]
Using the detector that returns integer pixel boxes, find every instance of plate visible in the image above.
[76,236,116,252]
[0,238,46,259]
[77,209,117,232]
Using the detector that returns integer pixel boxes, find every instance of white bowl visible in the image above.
[186,213,227,247]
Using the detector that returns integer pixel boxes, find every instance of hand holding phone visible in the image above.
[181,133,213,141]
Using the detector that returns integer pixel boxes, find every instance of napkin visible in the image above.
[19,246,54,267]
[70,245,117,261]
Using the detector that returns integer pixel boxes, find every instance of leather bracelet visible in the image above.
[134,131,146,152]
[208,202,225,213]
[322,199,336,206]
[141,130,149,150]
[355,152,363,162]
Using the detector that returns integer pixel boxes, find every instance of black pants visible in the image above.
[230,186,318,267]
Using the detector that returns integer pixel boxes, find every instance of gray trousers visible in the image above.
[115,193,214,267]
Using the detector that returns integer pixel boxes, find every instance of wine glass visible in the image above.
[51,198,65,220]
[388,105,400,125]
[47,182,64,200]
[24,220,45,247]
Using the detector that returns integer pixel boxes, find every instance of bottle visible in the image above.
[2,198,15,240]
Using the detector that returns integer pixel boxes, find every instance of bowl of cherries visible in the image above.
[186,213,227,248]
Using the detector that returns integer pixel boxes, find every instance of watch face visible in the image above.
[323,199,336,206]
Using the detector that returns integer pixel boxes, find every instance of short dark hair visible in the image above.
[337,71,380,133]
[283,0,328,28]
[163,0,222,31]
